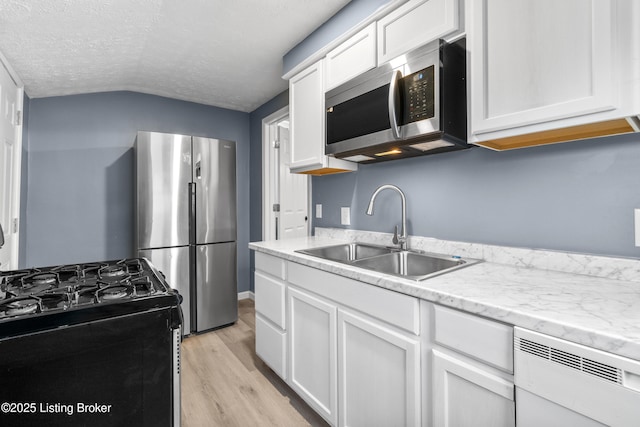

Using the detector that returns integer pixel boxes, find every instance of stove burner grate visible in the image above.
[74,286,100,305]
[40,292,71,311]
[0,297,41,318]
[97,285,133,301]
[15,272,60,295]
[99,265,127,278]
[30,273,57,286]
[131,277,155,297]
[0,258,172,321]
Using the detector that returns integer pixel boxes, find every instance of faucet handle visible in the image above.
[392,225,399,245]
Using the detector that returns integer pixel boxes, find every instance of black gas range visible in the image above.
[0,258,182,427]
[0,258,182,337]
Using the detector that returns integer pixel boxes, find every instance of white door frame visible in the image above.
[262,106,311,241]
[0,49,24,270]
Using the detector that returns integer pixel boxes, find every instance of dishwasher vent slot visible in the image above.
[515,337,622,384]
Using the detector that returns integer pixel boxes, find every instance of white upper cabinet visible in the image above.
[289,60,357,175]
[289,60,325,171]
[325,23,377,92]
[377,0,460,65]
[467,0,640,150]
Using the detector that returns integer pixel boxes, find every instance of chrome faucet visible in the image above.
[366,184,407,250]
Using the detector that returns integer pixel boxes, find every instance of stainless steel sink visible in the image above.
[296,243,480,281]
[352,251,476,280]
[297,243,394,263]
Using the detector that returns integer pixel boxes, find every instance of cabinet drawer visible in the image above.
[255,271,286,329]
[434,305,513,373]
[288,261,419,334]
[256,313,287,380]
[255,252,286,280]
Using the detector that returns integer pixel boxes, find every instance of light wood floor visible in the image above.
[181,299,330,427]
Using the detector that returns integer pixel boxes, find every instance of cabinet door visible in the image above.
[288,287,337,425]
[468,0,615,137]
[289,60,325,171]
[377,0,459,65]
[432,349,515,427]
[338,310,420,427]
[325,23,377,91]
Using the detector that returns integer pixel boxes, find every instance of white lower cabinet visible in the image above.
[288,286,338,425]
[338,309,420,427]
[286,261,421,427]
[253,255,518,427]
[425,301,515,427]
[254,253,287,379]
[432,349,515,427]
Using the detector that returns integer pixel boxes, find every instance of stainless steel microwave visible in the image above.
[325,37,468,163]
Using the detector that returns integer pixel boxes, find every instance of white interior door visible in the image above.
[277,122,308,239]
[0,55,23,271]
[262,107,309,241]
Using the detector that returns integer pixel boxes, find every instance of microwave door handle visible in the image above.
[388,69,402,139]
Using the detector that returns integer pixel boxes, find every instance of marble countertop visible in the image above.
[249,233,640,361]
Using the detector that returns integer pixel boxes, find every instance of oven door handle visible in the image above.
[388,69,402,140]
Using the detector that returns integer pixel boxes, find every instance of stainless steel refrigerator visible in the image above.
[135,131,237,334]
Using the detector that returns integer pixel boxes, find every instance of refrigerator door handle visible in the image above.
[188,182,196,245]
[188,181,197,332]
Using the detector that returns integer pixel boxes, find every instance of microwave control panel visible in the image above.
[403,66,435,124]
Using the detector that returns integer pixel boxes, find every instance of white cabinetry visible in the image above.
[377,0,460,65]
[432,350,515,427]
[467,0,640,150]
[254,251,521,427]
[254,252,287,379]
[338,309,420,427]
[289,61,357,175]
[425,302,515,426]
[288,286,338,424]
[288,261,420,426]
[325,23,377,91]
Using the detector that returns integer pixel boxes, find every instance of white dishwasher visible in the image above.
[514,327,640,427]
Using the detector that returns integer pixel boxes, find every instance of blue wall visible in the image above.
[313,134,640,258]
[23,91,253,291]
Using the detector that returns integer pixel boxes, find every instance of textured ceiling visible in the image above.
[0,0,351,112]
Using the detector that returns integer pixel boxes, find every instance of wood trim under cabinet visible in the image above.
[474,118,637,151]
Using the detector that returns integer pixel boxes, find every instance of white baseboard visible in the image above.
[238,290,255,301]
